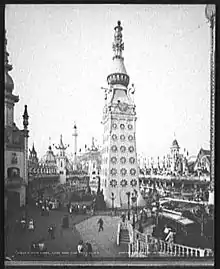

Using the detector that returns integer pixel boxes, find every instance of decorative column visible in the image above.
[23,105,29,206]
[23,105,29,185]
[72,123,78,170]
[205,5,215,205]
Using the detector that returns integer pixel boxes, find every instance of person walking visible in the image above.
[121,212,126,222]
[163,225,170,240]
[41,205,45,216]
[97,218,104,232]
[85,241,93,258]
[46,206,50,216]
[28,219,35,232]
[77,240,84,258]
[48,225,55,240]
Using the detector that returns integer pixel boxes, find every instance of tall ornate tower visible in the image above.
[4,31,29,207]
[55,134,69,184]
[101,21,145,209]
[72,123,78,170]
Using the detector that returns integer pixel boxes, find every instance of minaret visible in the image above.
[72,123,78,170]
[23,105,29,186]
[170,136,180,172]
[55,134,69,184]
[101,21,145,208]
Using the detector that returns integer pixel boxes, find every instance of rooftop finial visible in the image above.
[23,105,29,129]
[113,20,124,59]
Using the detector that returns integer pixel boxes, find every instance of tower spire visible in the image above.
[107,21,130,88]
[113,20,124,59]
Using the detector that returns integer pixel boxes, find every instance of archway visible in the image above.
[7,191,20,213]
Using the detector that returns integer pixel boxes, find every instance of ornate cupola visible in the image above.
[107,21,130,88]
[5,31,15,94]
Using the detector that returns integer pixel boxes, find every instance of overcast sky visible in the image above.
[5,4,211,160]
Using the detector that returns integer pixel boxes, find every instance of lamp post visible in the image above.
[126,192,131,220]
[134,189,138,214]
[111,192,115,214]
[131,193,137,229]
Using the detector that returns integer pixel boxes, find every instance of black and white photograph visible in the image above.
[4,4,215,266]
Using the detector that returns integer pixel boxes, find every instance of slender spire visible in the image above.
[55,134,69,150]
[107,21,130,88]
[74,121,77,129]
[32,143,36,153]
[23,105,29,129]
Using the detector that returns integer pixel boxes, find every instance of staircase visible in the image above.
[120,229,130,244]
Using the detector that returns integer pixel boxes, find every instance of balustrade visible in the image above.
[128,231,214,258]
[120,219,214,258]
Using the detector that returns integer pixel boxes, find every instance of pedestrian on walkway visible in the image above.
[41,205,45,216]
[163,225,170,240]
[121,212,126,222]
[97,218,104,232]
[85,241,93,258]
[48,225,55,240]
[28,219,35,232]
[46,206,50,216]
[77,240,84,258]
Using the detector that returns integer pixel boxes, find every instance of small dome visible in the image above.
[171,139,179,148]
[5,72,14,92]
[41,146,57,166]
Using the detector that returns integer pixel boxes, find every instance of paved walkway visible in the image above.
[5,206,90,259]
[75,216,128,258]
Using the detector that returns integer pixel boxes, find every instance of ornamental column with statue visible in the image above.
[100,21,145,209]
[205,4,215,205]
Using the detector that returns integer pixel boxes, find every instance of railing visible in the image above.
[117,218,214,258]
[128,232,214,258]
[162,208,182,216]
[141,175,210,182]
[164,197,207,205]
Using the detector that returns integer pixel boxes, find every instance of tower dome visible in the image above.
[171,139,180,148]
[41,146,57,166]
[107,21,130,88]
[5,31,14,93]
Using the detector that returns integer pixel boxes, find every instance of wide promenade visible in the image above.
[5,205,127,260]
[75,215,128,258]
